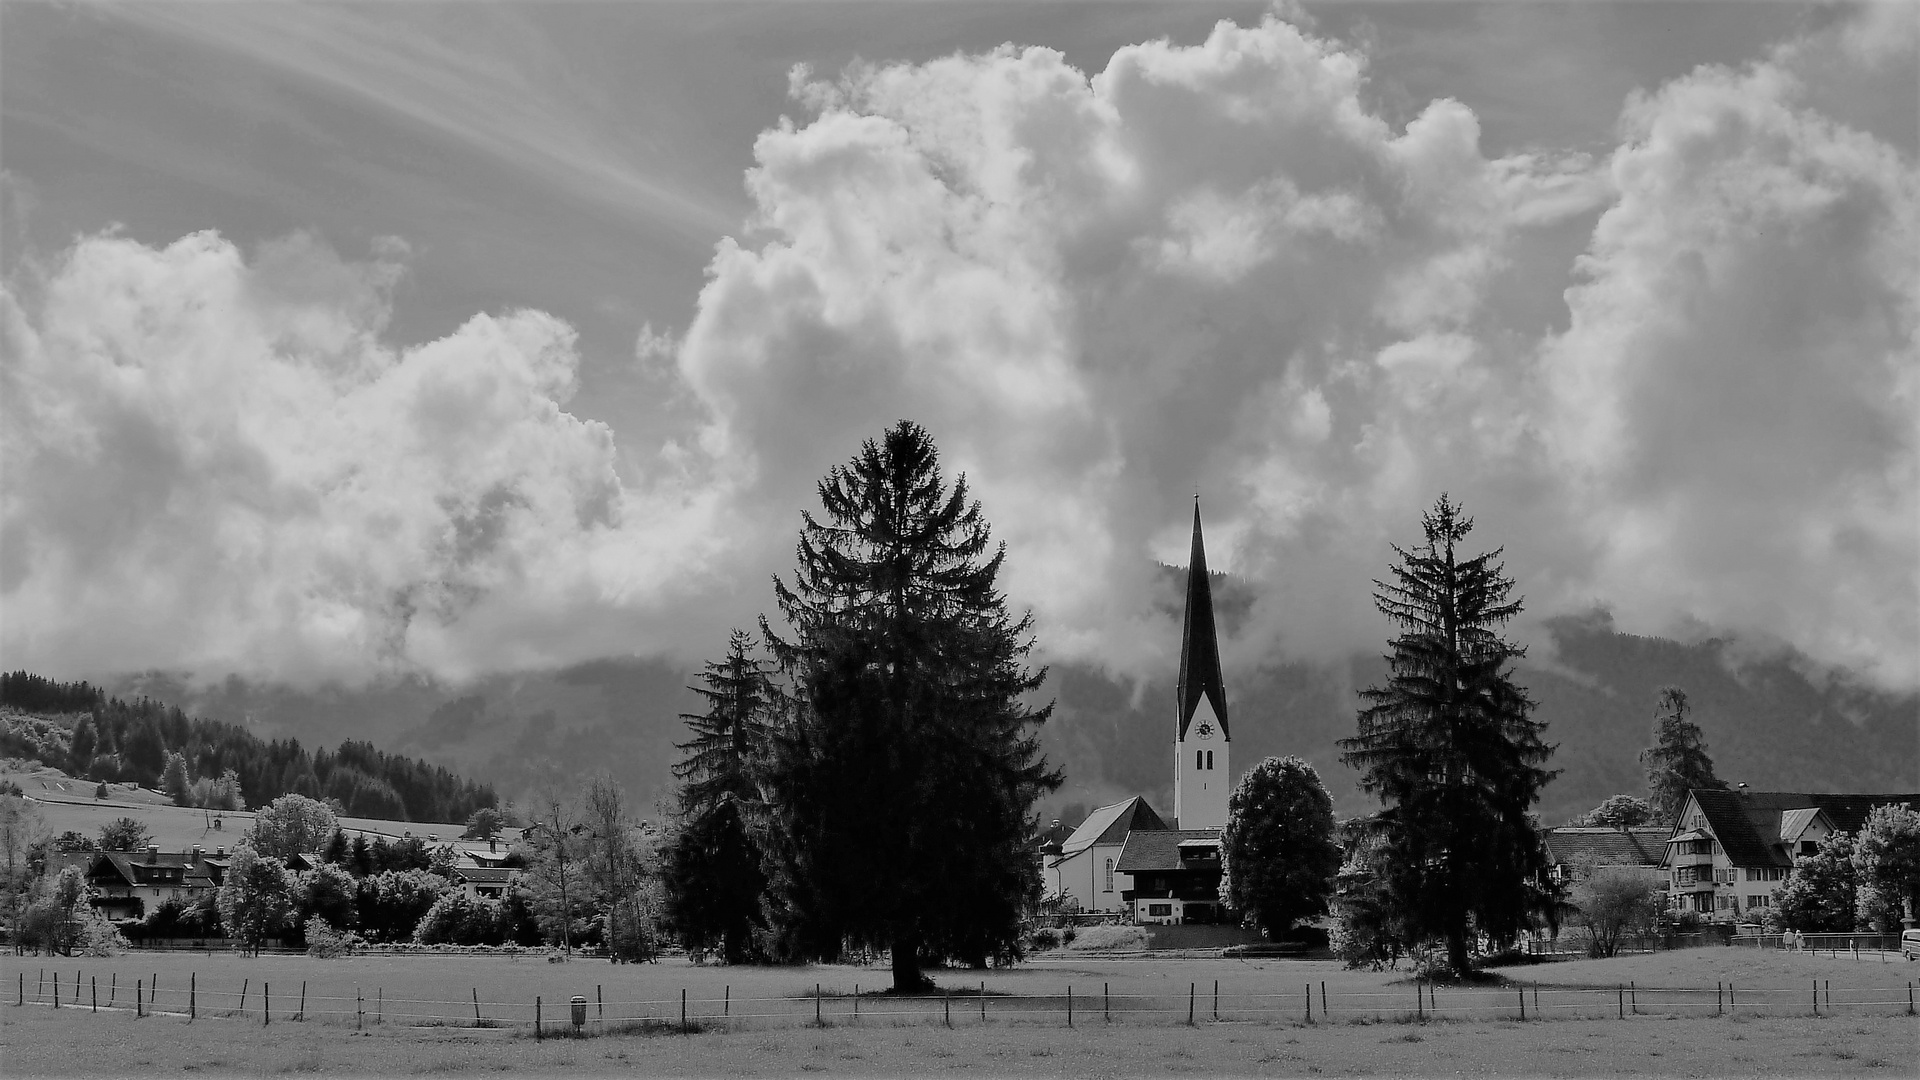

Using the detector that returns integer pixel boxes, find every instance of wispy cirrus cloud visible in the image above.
[100,3,738,247]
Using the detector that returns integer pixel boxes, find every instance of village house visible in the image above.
[1663,788,1920,923]
[69,845,230,921]
[1539,827,1670,886]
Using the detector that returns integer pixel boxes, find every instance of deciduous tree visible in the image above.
[1852,804,1920,933]
[1339,495,1557,978]
[760,421,1061,991]
[98,816,152,851]
[1569,860,1661,957]
[1220,756,1340,939]
[1773,831,1857,932]
[1578,794,1658,829]
[217,845,296,955]
[248,794,339,859]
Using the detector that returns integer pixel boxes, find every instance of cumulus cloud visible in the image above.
[2,231,732,684]
[5,13,1913,691]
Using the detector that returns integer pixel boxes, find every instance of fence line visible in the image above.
[12,965,1919,1034]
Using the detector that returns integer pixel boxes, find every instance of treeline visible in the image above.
[0,672,496,823]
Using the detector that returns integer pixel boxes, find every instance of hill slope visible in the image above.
[95,615,1917,828]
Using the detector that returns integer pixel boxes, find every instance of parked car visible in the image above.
[1901,929,1920,961]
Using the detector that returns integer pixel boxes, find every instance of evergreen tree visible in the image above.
[760,421,1061,991]
[98,817,152,851]
[1219,756,1341,940]
[1339,495,1556,978]
[1579,794,1658,829]
[1639,688,1726,825]
[663,630,776,964]
[161,752,191,805]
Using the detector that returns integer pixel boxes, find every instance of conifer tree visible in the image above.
[1639,688,1726,825]
[1339,495,1556,978]
[662,630,776,964]
[760,421,1061,991]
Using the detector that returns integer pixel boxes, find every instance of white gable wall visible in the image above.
[1049,842,1132,914]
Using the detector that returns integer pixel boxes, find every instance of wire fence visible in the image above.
[12,965,1920,1036]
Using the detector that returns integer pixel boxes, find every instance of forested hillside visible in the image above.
[87,605,1919,830]
[0,672,496,823]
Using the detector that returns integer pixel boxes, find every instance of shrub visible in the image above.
[78,907,129,957]
[305,916,363,958]
[1028,927,1061,951]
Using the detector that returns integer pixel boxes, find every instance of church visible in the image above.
[1045,500,1234,924]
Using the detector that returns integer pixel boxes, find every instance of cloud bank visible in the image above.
[4,14,1913,689]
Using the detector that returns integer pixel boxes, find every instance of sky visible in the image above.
[2,1,1915,694]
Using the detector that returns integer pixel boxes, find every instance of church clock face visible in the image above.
[1194,721,1214,740]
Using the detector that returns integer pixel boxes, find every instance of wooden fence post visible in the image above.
[1322,981,1328,1020]
[1617,985,1623,1020]
[1517,985,1524,1020]
[16,972,22,1007]
[356,989,363,1031]
[92,976,97,1013]
[1188,982,1195,1026]
[980,982,986,1022]
[190,973,195,1020]
[943,988,951,1028]
[1717,981,1722,1016]
[36,969,43,1003]
[1067,985,1073,1027]
[1305,983,1312,1025]
[473,988,481,1026]
[724,985,729,1018]
[681,988,688,1032]
[535,995,542,1040]
[1416,979,1423,1021]
[1630,981,1636,1015]
[109,973,115,1008]
[299,981,306,1021]
[239,978,248,1017]
[264,982,270,1026]
[51,970,58,1010]
[597,984,603,1024]
[378,987,382,1025]
[1213,980,1219,1021]
[1104,982,1109,1024]
[136,978,143,1018]
[814,983,820,1026]
[1811,979,1817,1016]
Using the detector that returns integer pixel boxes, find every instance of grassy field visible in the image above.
[4,948,1915,1076]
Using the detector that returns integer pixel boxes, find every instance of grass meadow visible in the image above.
[4,947,1915,1076]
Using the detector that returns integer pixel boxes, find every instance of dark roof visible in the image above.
[454,866,516,884]
[1541,828,1668,868]
[1176,501,1229,740]
[1116,829,1221,873]
[1686,789,1920,868]
[83,851,222,890]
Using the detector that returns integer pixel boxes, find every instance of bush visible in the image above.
[78,908,129,957]
[305,916,363,958]
[1064,925,1148,951]
[1028,927,1061,951]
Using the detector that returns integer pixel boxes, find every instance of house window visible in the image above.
[1104,858,1114,893]
[1749,894,1770,908]
[1800,841,1816,856]
[1745,868,1759,881]
[1148,903,1172,917]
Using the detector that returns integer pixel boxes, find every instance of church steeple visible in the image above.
[1173,498,1230,831]
[1176,498,1229,742]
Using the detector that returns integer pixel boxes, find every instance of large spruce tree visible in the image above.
[760,421,1060,992]
[662,630,777,964]
[1339,495,1557,978]
[1639,687,1726,825]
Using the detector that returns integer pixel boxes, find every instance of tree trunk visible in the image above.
[890,930,927,994]
[1446,925,1471,979]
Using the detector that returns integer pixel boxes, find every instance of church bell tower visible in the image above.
[1174,498,1230,830]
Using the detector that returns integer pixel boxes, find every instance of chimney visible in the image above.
[489,836,497,854]
[146,844,160,862]
[190,845,203,861]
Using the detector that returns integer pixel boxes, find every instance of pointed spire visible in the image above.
[1176,499,1229,740]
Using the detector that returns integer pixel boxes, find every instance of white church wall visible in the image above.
[1051,842,1132,914]
[1174,696,1230,830]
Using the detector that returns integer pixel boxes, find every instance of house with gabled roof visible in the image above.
[1540,827,1669,886]
[69,845,231,921]
[1116,829,1226,924]
[1048,796,1167,913]
[1664,788,1920,923]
